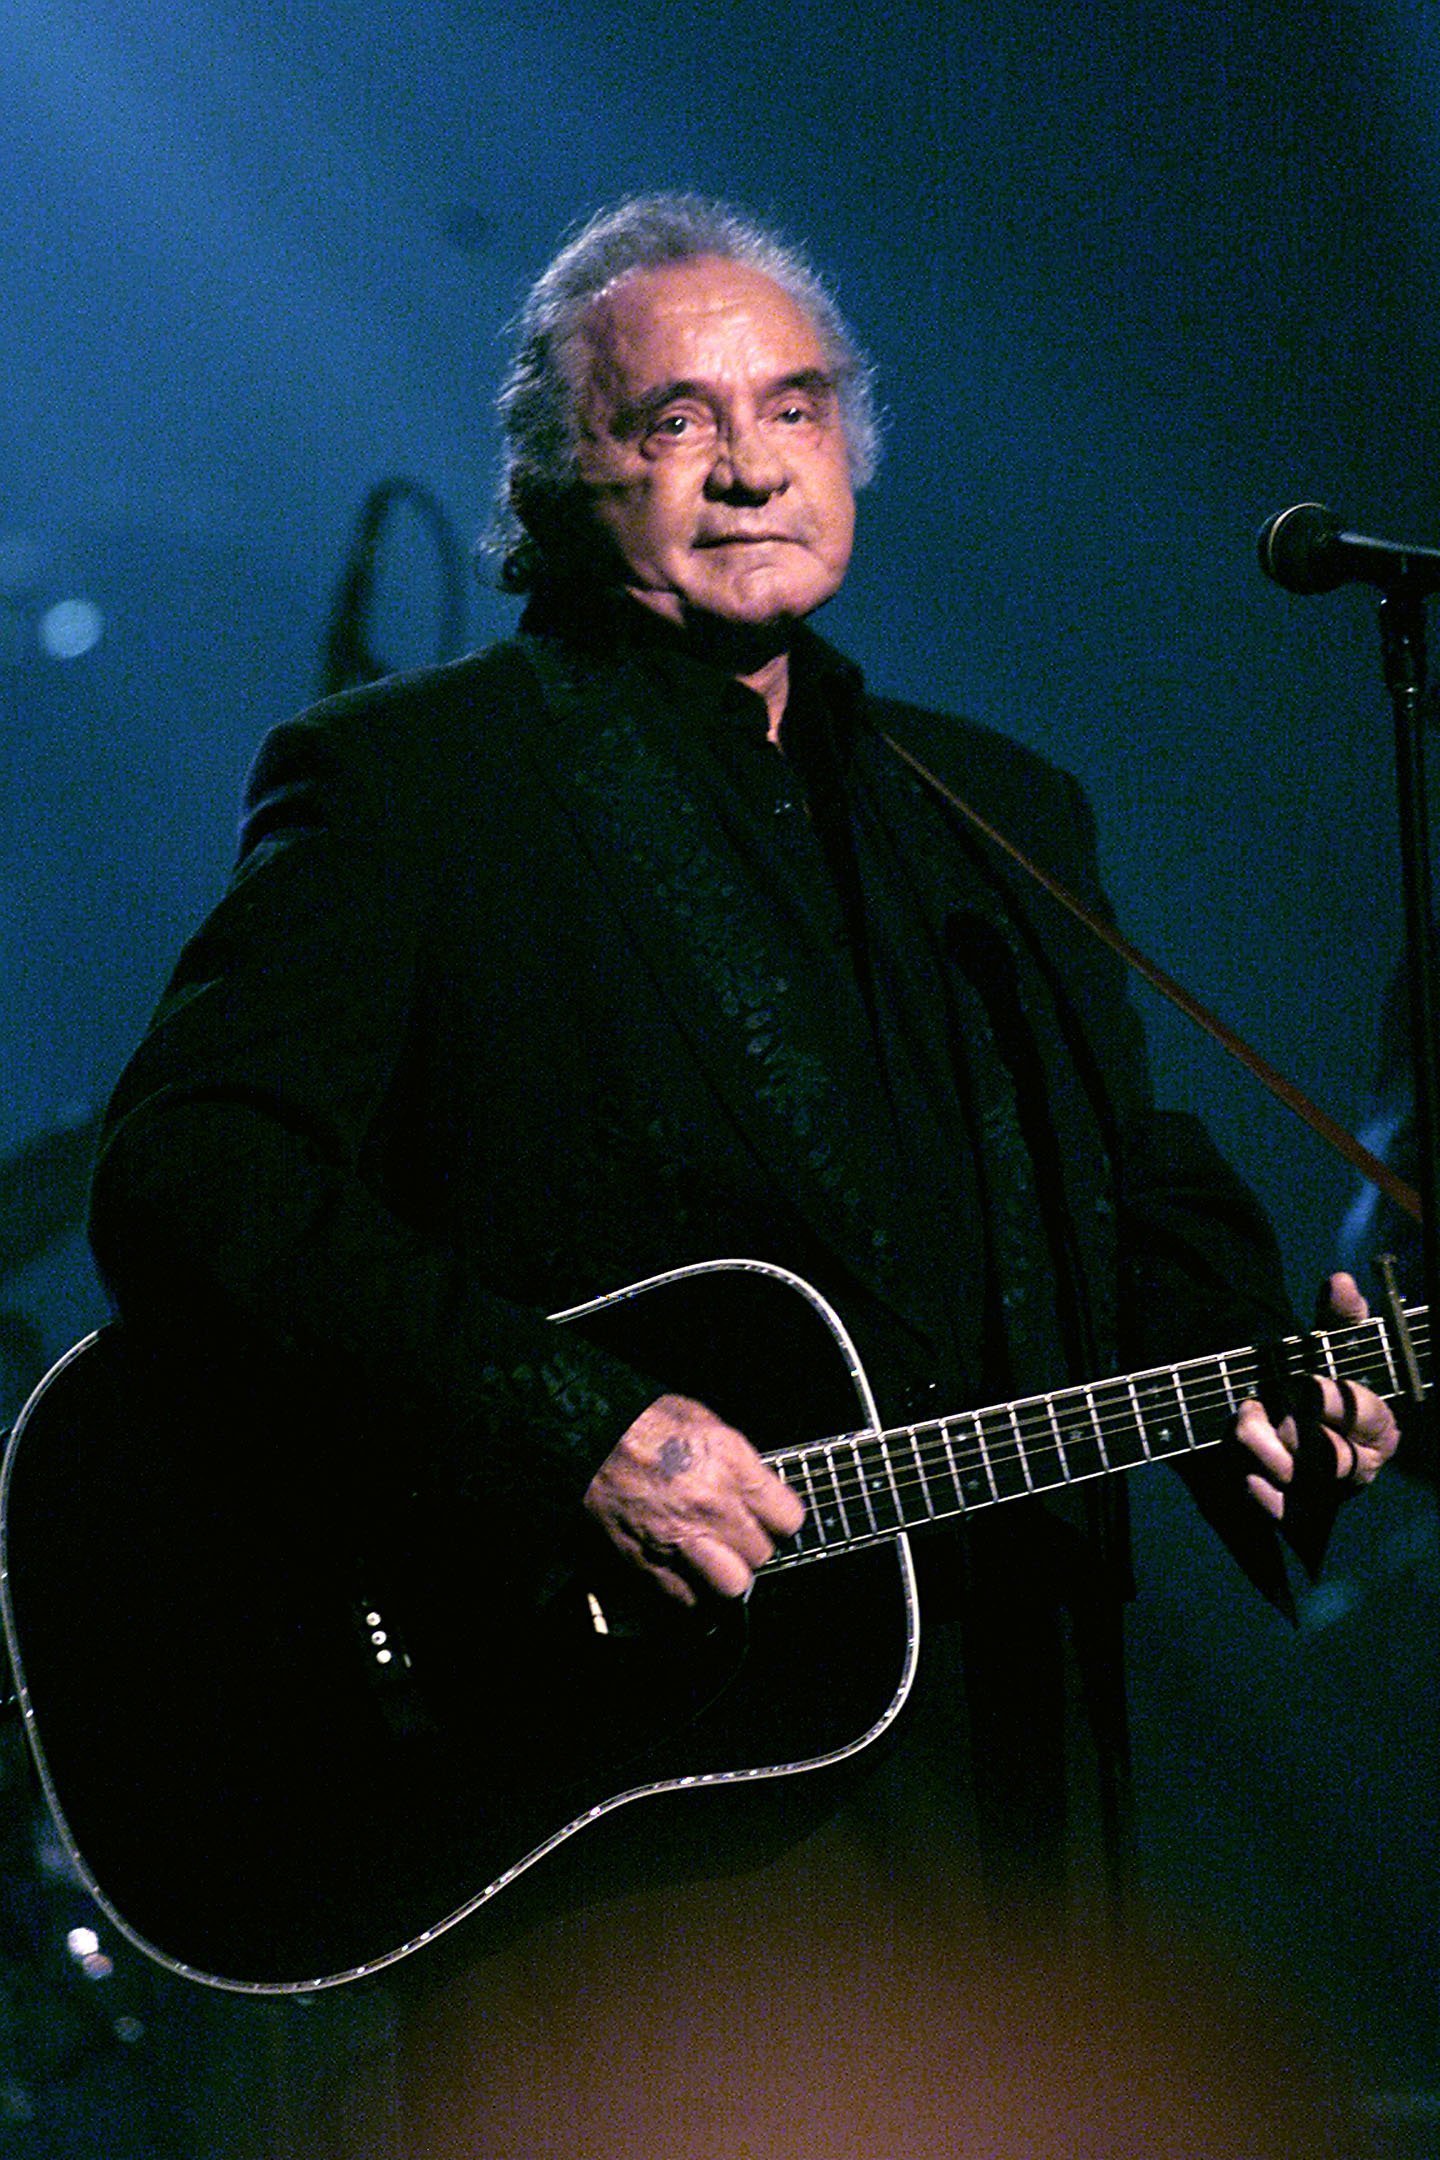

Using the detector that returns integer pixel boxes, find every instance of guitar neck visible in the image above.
[763,1304,1429,1569]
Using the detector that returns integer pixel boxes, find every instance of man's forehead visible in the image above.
[574,257,828,391]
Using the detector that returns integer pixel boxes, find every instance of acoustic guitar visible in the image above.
[0,1257,1419,1993]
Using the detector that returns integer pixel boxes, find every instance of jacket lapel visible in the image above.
[511,634,917,1328]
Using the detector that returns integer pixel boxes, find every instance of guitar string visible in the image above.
[775,1369,1407,1547]
[777,1321,1419,1485]
[768,1318,1427,1532]
[778,1344,1416,1520]
[776,1356,1422,1534]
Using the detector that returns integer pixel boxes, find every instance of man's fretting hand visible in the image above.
[1234,1271,1399,1520]
[584,1393,806,1606]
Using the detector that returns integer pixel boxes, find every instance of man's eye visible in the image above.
[648,411,706,443]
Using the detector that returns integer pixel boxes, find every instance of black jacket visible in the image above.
[89,623,1294,1594]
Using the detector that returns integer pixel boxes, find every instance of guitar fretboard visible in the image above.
[762,1307,1428,1569]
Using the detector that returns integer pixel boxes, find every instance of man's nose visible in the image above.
[705,418,788,501]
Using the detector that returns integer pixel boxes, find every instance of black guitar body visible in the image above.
[0,1263,916,1991]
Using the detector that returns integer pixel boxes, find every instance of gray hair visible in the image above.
[488,193,880,593]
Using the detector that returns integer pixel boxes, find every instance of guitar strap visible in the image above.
[880,731,1422,1227]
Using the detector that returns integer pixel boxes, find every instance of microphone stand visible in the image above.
[1377,583,1440,1432]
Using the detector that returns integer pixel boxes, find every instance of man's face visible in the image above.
[569,257,856,636]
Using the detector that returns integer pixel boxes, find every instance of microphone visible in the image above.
[1257,502,1440,596]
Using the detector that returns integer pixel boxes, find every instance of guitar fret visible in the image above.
[907,1428,938,1519]
[1056,1403,1074,1481]
[879,1429,906,1526]
[847,1435,880,1538]
[988,1407,1030,1499]
[1172,1368,1198,1450]
[967,1425,1001,1512]
[1364,1313,1398,1399]
[1028,1398,1066,1487]
[1091,1386,1113,1473]
[959,1414,995,1507]
[1326,1318,1392,1401]
[1124,1378,1155,1465]
[1056,1384,1105,1482]
[1010,1406,1037,1492]
[785,1452,827,1553]
[814,1444,853,1543]
[1374,1316,1401,1395]
[1326,1317,1389,1402]
[1130,1372,1182,1462]
[1215,1352,1239,1416]
[936,1417,966,1508]
[860,1432,903,1534]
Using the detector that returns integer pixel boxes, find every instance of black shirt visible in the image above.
[590,599,1094,1415]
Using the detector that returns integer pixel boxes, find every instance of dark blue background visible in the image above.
[3,1,1436,2147]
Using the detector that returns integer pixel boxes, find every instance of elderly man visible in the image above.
[89,194,1395,1941]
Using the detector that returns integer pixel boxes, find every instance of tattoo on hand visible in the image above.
[657,1435,694,1480]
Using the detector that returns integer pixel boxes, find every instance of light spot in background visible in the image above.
[64,1923,113,1977]
[38,597,105,660]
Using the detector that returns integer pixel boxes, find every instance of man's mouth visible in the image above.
[693,532,798,549]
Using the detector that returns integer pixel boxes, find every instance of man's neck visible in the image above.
[619,587,795,744]
[736,651,791,744]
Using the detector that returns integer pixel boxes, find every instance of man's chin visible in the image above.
[682,569,841,642]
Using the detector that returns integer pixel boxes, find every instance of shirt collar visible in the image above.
[519,583,866,746]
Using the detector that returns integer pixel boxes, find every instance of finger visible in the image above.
[1234,1397,1295,1485]
[671,1530,754,1600]
[1311,1377,1399,1480]
[715,1509,776,1572]
[608,1527,700,1608]
[741,1463,806,1537]
[718,1429,804,1535]
[1317,1270,1368,1326]
[1320,1379,1361,1484]
[1245,1470,1286,1521]
[1337,1428,1394,1486]
[643,1558,699,1608]
[671,1434,798,1550]
[1330,1376,1360,1437]
[1313,1373,1374,1435]
[1329,1435,1359,1483]
[630,1505,764,1599]
[629,1524,750,1605]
